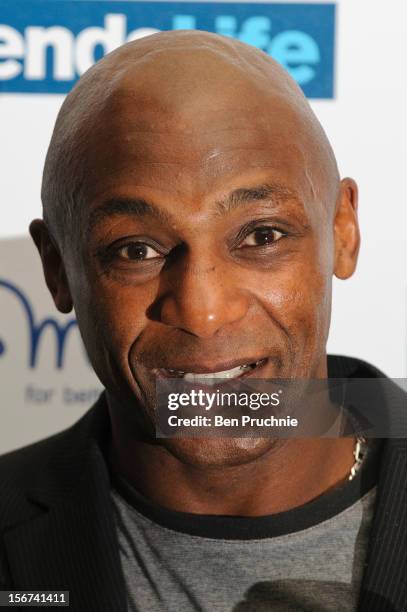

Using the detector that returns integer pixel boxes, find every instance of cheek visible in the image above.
[94,284,152,349]
[73,269,156,380]
[246,248,332,347]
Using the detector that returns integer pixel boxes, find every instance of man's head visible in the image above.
[30,30,360,467]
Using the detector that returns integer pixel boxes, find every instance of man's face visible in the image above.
[36,74,358,466]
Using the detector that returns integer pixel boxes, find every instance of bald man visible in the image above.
[0,31,406,612]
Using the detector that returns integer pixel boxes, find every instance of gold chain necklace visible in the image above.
[348,436,368,481]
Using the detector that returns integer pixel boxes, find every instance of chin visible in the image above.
[161,436,280,469]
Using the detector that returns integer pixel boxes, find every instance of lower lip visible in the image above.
[155,358,269,383]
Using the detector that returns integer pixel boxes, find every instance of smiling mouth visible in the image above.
[157,358,268,385]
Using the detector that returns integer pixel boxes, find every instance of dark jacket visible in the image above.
[0,355,406,612]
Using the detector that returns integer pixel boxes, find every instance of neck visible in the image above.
[108,357,356,515]
[108,432,356,516]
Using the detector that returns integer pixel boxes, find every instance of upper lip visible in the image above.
[154,356,268,374]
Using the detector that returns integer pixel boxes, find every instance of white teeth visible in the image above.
[183,364,250,385]
[164,360,266,384]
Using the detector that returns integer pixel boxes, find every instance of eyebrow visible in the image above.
[87,182,302,233]
[87,197,173,234]
[215,183,302,215]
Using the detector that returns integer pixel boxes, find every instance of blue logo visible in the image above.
[0,278,82,368]
[0,2,336,98]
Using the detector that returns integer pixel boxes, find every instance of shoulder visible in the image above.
[0,393,107,487]
[0,426,71,488]
[0,431,66,542]
[0,423,77,529]
[0,396,106,527]
[327,354,389,378]
[328,354,407,437]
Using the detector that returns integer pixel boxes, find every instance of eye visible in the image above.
[117,242,163,261]
[240,226,285,247]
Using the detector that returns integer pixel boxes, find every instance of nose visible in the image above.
[156,258,250,338]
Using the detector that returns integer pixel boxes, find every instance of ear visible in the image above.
[29,219,73,313]
[333,178,360,279]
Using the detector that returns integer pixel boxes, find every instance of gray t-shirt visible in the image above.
[109,442,380,612]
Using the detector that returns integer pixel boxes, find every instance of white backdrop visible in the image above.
[1,0,406,453]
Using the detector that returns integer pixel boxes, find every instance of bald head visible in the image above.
[41,30,339,248]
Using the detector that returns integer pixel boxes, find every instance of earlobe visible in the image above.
[29,219,73,313]
[333,178,360,280]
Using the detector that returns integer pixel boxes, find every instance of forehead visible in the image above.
[77,68,324,215]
